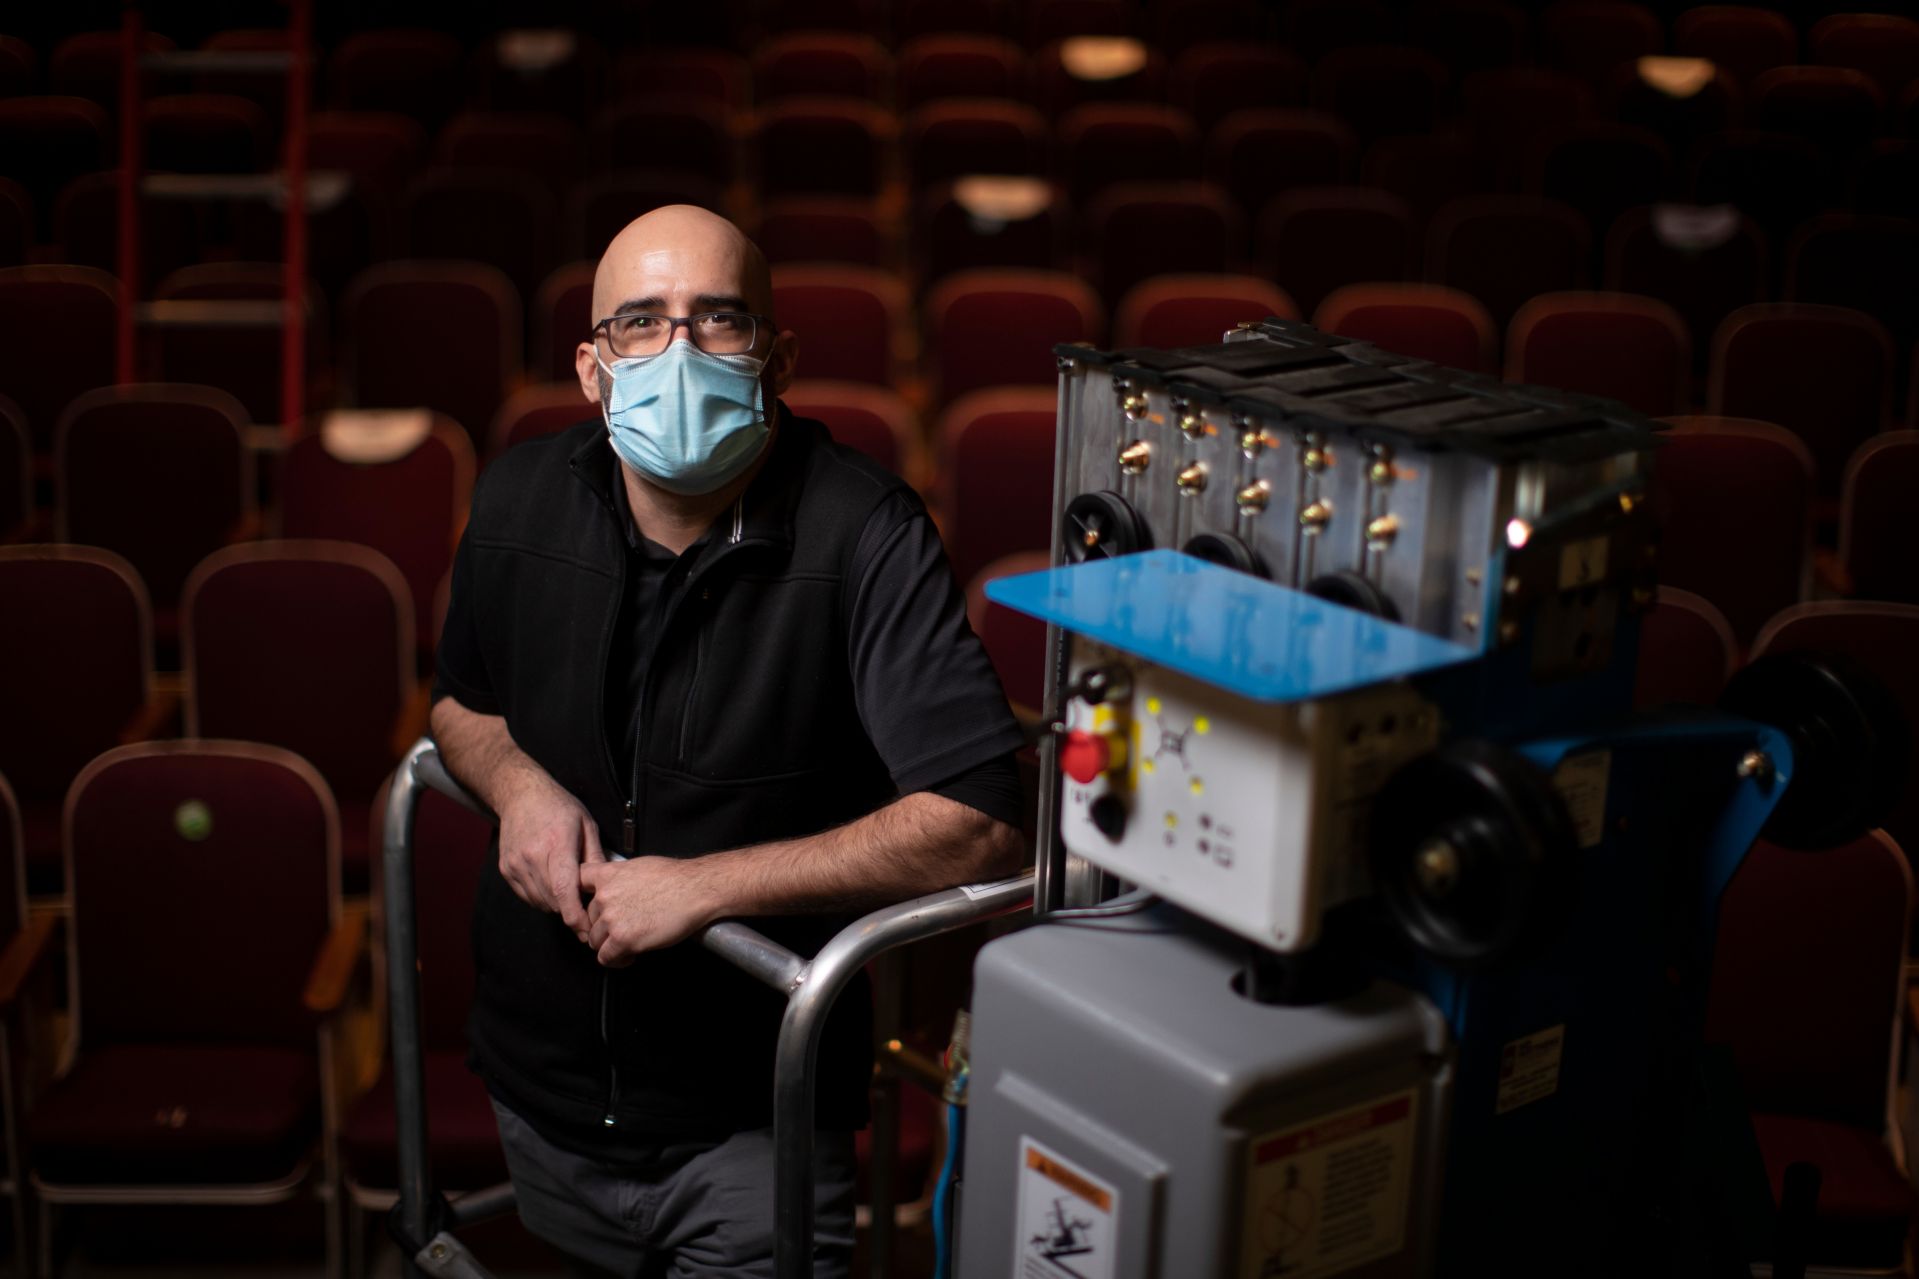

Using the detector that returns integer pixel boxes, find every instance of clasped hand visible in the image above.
[496,776,715,967]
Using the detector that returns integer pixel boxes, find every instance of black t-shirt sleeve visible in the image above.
[433,514,502,715]
[928,750,1026,831]
[845,498,1026,799]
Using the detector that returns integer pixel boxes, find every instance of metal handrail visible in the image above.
[383,738,1034,1278]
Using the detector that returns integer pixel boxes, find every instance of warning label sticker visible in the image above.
[1239,1090,1418,1279]
[1016,1138,1119,1279]
[1496,1024,1566,1115]
[1551,750,1610,849]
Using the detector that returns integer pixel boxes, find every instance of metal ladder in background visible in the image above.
[115,0,312,438]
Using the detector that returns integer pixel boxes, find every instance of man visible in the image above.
[430,205,1028,1276]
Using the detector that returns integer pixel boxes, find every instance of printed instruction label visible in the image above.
[1240,1090,1418,1279]
[1558,535,1609,590]
[1016,1138,1119,1279]
[1551,750,1611,849]
[1496,1024,1566,1115]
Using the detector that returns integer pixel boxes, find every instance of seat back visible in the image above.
[1841,431,1919,607]
[1115,274,1297,348]
[0,547,151,838]
[183,541,414,814]
[1086,181,1240,308]
[1507,291,1690,415]
[1633,586,1737,710]
[55,385,253,617]
[965,551,1053,716]
[937,389,1059,589]
[1654,417,1813,646]
[279,416,473,663]
[0,773,25,953]
[1751,602,1919,861]
[1427,194,1590,328]
[1705,831,1911,1129]
[490,385,595,461]
[1259,186,1415,318]
[0,394,26,540]
[0,265,117,454]
[1604,205,1767,365]
[1316,283,1497,374]
[783,380,917,479]
[370,781,492,1051]
[66,741,338,1050]
[1208,109,1356,219]
[771,264,909,386]
[924,268,1103,407]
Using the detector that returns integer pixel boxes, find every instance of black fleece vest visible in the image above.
[461,414,906,1148]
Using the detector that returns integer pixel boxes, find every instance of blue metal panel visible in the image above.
[984,550,1478,703]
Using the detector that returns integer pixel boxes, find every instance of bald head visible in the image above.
[591,205,775,324]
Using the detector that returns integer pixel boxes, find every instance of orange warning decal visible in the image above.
[1025,1146,1114,1212]
[1252,1097,1413,1165]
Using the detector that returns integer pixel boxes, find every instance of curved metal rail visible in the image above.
[383,738,1034,1278]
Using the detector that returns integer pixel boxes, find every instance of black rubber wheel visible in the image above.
[1308,570,1401,622]
[1719,652,1908,850]
[1370,740,1578,968]
[1062,491,1152,562]
[1182,532,1268,578]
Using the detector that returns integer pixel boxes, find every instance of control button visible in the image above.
[1060,729,1127,784]
[1089,794,1127,842]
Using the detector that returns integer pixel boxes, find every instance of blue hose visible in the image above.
[932,1100,965,1279]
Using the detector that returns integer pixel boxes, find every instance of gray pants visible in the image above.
[490,1097,858,1278]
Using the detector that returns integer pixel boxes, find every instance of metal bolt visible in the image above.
[1464,567,1483,586]
[1302,448,1328,472]
[431,1243,448,1260]
[1235,479,1272,513]
[1736,750,1774,784]
[1176,462,1208,495]
[1118,439,1152,475]
[1368,460,1394,485]
[1503,575,1522,596]
[1498,619,1520,643]
[1240,429,1266,458]
[1299,500,1332,533]
[1619,491,1640,514]
[1414,840,1461,898]
[1365,514,1399,547]
[1122,393,1149,420]
[1179,412,1206,439]
[1461,612,1480,631]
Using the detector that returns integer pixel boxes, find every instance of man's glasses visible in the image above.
[592,311,769,359]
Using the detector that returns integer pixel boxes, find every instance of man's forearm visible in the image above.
[429,696,554,813]
[686,790,1025,923]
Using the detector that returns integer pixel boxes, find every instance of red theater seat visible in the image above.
[46,30,170,117]
[0,547,155,893]
[51,170,203,291]
[1086,182,1240,308]
[1407,0,1529,72]
[924,268,1103,407]
[751,98,896,199]
[895,36,1025,110]
[1674,6,1797,90]
[771,265,910,387]
[608,49,750,116]
[26,742,349,1243]
[1152,0,1276,53]
[1654,417,1813,648]
[1785,216,1919,379]
[903,100,1049,190]
[1259,187,1416,320]
[1057,104,1199,207]
[55,385,253,646]
[1752,66,1885,155]
[1709,303,1894,506]
[143,94,269,174]
[1507,291,1689,415]
[1840,432,1919,607]
[307,111,425,207]
[0,179,29,268]
[1208,110,1356,222]
[589,100,735,188]
[1707,831,1916,1272]
[966,550,1053,717]
[1633,586,1737,709]
[1028,0,1142,45]
[936,389,1058,590]
[1809,13,1919,105]
[489,384,594,460]
[534,261,593,384]
[754,198,889,268]
[0,97,110,227]
[1540,0,1664,89]
[751,32,892,103]
[151,262,328,426]
[1115,274,1297,348]
[1427,195,1590,328]
[1459,68,1593,185]
[0,396,26,540]
[1168,45,1306,132]
[279,412,474,670]
[1028,39,1166,116]
[565,171,728,263]
[342,261,522,451]
[1604,205,1767,368]
[1751,602,1919,860]
[1530,123,1671,243]
[326,28,466,129]
[783,380,919,481]
[435,110,582,190]
[401,167,558,300]
[1362,132,1487,227]
[184,541,417,889]
[1316,284,1497,374]
[912,182,1065,284]
[0,266,116,460]
[1689,130,1825,247]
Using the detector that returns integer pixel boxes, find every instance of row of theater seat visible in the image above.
[2,587,1915,1267]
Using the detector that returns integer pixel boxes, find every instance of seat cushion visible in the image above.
[341,1053,506,1191]
[28,1043,319,1186]
[1751,1111,1918,1269]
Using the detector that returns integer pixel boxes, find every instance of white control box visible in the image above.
[1059,643,1440,950]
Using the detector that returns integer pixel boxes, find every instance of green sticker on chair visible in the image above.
[174,800,213,842]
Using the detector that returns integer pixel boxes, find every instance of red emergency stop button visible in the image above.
[1061,729,1124,783]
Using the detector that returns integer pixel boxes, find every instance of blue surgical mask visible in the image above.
[596,340,770,495]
